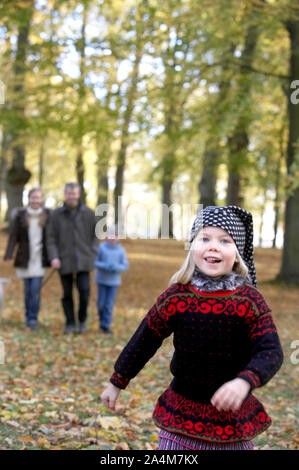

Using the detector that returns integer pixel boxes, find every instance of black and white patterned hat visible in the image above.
[189,205,257,286]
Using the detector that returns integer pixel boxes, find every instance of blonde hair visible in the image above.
[168,233,248,287]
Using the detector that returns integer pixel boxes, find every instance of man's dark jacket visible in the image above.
[46,203,98,275]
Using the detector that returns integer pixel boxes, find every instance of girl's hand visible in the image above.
[101,383,121,410]
[210,378,250,412]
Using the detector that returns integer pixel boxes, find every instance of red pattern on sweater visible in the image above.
[153,387,271,442]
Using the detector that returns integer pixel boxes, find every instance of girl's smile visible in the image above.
[192,226,238,277]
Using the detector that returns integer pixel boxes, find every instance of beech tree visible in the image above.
[278,18,299,284]
[3,0,34,220]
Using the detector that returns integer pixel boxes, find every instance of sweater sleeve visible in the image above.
[94,245,110,270]
[110,292,175,389]
[237,289,283,391]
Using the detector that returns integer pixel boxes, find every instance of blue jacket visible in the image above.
[94,240,129,286]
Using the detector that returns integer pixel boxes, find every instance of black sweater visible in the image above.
[110,282,283,442]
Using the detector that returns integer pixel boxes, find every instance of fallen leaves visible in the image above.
[0,234,298,450]
[97,416,122,430]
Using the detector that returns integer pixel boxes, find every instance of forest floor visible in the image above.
[0,232,298,450]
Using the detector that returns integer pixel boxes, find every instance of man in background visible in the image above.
[47,183,98,334]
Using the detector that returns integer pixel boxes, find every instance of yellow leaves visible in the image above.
[0,410,20,422]
[44,411,59,420]
[37,438,51,449]
[18,436,37,445]
[23,388,33,398]
[23,364,40,377]
[145,442,156,450]
[97,416,122,431]
[0,410,12,421]
[30,34,44,46]
[21,412,36,420]
[62,412,81,425]
[115,442,130,450]
[77,351,94,360]
[14,1,32,8]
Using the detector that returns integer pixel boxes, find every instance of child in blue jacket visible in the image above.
[94,225,129,334]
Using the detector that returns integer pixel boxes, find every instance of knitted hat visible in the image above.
[189,205,257,287]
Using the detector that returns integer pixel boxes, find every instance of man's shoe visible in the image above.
[27,322,39,331]
[63,324,76,334]
[78,322,87,334]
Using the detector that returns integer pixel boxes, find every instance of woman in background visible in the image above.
[4,188,51,330]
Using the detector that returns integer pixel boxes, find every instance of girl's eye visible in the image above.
[201,237,209,242]
[221,239,230,244]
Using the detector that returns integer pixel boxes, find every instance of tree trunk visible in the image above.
[74,3,88,204]
[198,148,218,207]
[38,142,45,188]
[95,81,114,209]
[278,20,299,284]
[76,148,86,204]
[160,176,174,239]
[0,131,9,218]
[114,49,142,225]
[5,1,33,220]
[96,131,109,207]
[259,186,267,247]
[198,46,237,208]
[159,109,177,239]
[226,23,260,205]
[272,151,283,248]
[226,128,248,206]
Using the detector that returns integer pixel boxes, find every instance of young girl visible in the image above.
[101,205,283,450]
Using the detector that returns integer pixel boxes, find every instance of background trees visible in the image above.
[0,0,298,283]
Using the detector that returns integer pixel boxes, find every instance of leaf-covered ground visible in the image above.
[0,232,298,450]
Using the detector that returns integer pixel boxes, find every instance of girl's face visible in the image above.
[192,226,238,277]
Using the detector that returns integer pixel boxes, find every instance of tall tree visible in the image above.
[226,21,260,205]
[147,0,203,237]
[278,19,299,284]
[113,4,145,225]
[0,31,12,218]
[74,0,89,204]
[198,147,218,207]
[5,0,34,219]
[114,48,142,225]
[198,45,237,207]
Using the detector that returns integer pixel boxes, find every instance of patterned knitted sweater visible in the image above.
[110,282,283,442]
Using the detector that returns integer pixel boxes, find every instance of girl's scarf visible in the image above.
[191,266,249,292]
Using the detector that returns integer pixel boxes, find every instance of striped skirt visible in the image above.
[158,429,254,450]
